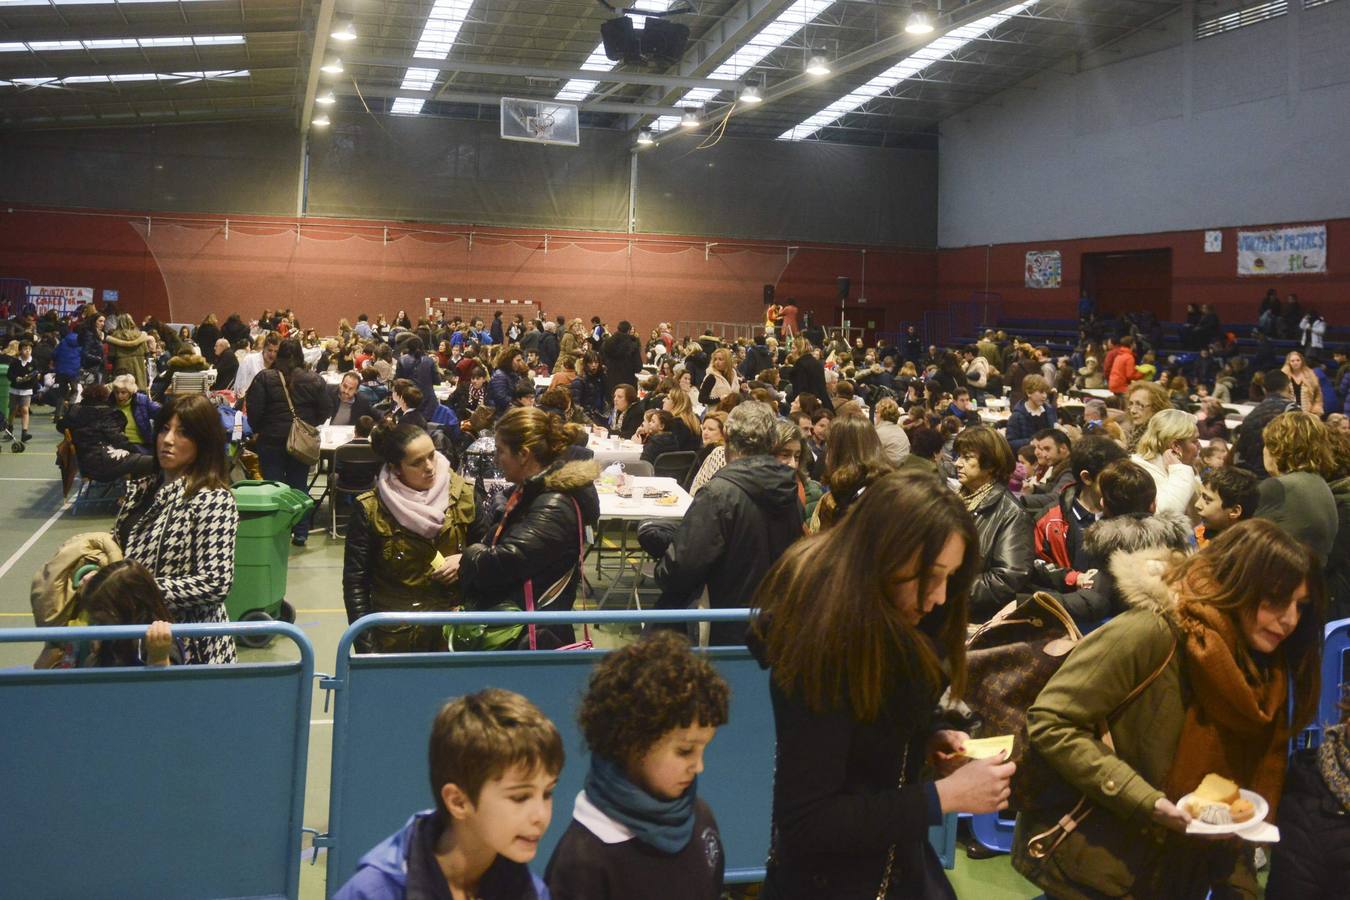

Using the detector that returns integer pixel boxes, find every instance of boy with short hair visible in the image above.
[1193,465,1259,545]
[334,689,563,900]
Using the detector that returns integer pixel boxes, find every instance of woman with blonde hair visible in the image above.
[1254,411,1338,560]
[1015,519,1324,899]
[873,397,911,466]
[1282,350,1323,416]
[1130,408,1201,516]
[751,470,1013,898]
[689,411,729,495]
[663,387,701,439]
[698,348,741,404]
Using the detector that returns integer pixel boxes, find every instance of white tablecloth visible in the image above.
[434,384,451,401]
[534,376,553,391]
[320,371,344,385]
[320,425,356,451]
[588,435,645,467]
[596,476,691,520]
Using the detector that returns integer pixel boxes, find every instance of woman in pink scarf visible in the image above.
[342,422,477,653]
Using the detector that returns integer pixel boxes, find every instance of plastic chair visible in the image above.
[970,811,1016,854]
[1320,617,1349,732]
[652,450,696,482]
[169,371,212,395]
[329,442,381,538]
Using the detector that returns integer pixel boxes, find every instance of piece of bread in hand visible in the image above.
[1193,773,1240,806]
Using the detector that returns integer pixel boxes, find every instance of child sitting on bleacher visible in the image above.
[333,689,563,900]
[545,632,729,900]
[34,560,178,669]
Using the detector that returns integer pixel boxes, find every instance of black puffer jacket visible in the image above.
[968,485,1033,622]
[601,331,643,395]
[1057,511,1192,626]
[460,459,601,644]
[1265,735,1350,900]
[655,455,803,645]
[244,367,334,447]
[58,402,140,481]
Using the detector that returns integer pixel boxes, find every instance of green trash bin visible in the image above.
[226,480,314,648]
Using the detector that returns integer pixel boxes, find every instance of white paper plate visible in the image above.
[1178,788,1270,836]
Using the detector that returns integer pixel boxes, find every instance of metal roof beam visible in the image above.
[335,83,689,117]
[340,53,745,92]
[298,0,337,138]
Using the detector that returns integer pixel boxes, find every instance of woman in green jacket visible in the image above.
[1013,519,1324,899]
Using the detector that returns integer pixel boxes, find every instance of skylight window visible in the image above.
[3,35,244,52]
[555,0,673,103]
[649,0,836,132]
[1195,1,1287,39]
[0,0,221,5]
[389,0,475,115]
[779,1,1037,141]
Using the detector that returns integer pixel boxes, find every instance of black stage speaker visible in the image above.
[641,18,690,64]
[601,16,638,62]
[763,284,775,305]
[837,276,850,301]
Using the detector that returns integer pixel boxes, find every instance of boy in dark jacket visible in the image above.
[333,690,562,900]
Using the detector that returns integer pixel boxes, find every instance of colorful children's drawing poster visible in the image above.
[1025,251,1062,289]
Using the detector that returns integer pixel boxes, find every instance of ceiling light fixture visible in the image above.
[312,114,331,127]
[905,2,936,35]
[739,83,762,104]
[316,91,336,106]
[679,109,699,128]
[321,56,343,74]
[636,127,655,146]
[805,54,831,76]
[330,20,357,42]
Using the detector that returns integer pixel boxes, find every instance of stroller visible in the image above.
[0,364,23,453]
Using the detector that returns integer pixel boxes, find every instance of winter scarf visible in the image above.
[1164,598,1293,818]
[1321,724,1350,812]
[961,480,997,512]
[584,756,696,854]
[376,451,451,540]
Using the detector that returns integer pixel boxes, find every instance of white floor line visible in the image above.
[310,719,334,726]
[0,477,57,482]
[0,498,72,581]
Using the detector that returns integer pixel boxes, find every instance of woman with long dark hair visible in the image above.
[1014,519,1324,898]
[809,415,893,531]
[114,394,239,664]
[750,470,1016,898]
[245,337,333,546]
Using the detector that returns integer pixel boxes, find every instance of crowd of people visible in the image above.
[4,293,1349,898]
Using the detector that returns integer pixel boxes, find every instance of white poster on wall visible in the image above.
[26,285,94,316]
[1236,225,1326,276]
[1204,230,1222,253]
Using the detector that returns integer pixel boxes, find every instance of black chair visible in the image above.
[329,441,381,538]
[651,450,697,483]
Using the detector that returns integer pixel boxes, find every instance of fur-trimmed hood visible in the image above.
[1083,510,1192,559]
[538,459,601,493]
[1109,546,1186,616]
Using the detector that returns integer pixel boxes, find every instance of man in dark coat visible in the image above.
[1233,370,1297,477]
[600,320,643,396]
[788,345,828,402]
[653,402,803,645]
[740,332,774,381]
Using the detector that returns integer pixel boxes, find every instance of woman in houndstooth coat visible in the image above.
[115,394,240,665]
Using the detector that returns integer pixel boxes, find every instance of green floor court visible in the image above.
[0,406,1040,899]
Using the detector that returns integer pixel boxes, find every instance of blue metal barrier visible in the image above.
[319,610,771,894]
[0,622,314,900]
[319,610,960,895]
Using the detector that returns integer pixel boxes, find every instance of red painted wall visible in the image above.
[936,218,1350,325]
[0,206,935,338]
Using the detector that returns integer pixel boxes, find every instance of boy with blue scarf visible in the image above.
[545,632,729,899]
[334,690,563,900]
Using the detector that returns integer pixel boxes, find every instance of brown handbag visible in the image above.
[276,370,321,466]
[964,591,1084,811]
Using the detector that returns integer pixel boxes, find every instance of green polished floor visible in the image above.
[0,407,1039,899]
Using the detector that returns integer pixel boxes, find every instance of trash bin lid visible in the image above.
[232,479,303,513]
[0,363,8,376]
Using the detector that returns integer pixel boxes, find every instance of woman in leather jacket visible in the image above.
[341,422,476,653]
[444,407,600,648]
[952,426,1033,623]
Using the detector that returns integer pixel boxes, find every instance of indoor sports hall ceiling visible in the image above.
[0,0,1184,146]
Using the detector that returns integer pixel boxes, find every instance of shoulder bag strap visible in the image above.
[1026,634,1178,861]
[275,369,299,421]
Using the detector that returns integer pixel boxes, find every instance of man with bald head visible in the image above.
[211,338,239,392]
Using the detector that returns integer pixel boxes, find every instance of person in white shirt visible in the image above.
[1129,409,1202,517]
[233,333,279,397]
